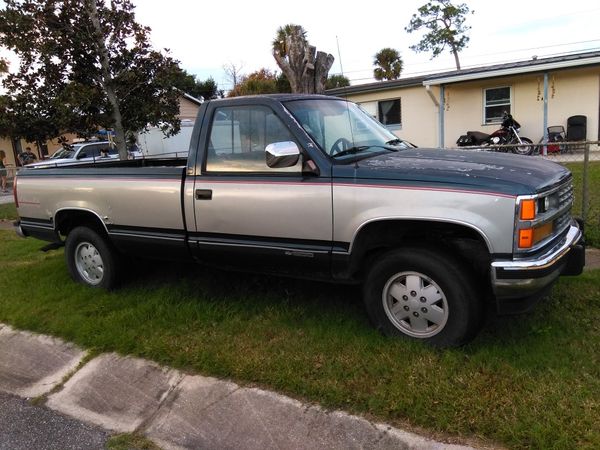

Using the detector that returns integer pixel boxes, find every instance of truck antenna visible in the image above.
[336,35,344,77]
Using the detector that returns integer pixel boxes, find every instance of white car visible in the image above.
[29,141,118,168]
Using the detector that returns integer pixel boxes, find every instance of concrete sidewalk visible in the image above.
[0,324,474,450]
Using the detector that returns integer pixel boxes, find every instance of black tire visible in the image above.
[363,247,484,347]
[65,226,120,289]
[512,137,533,155]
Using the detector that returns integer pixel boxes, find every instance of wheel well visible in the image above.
[349,220,491,280]
[54,209,107,238]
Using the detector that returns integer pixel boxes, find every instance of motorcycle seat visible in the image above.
[467,131,490,141]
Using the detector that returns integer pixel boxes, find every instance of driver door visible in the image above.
[189,103,333,277]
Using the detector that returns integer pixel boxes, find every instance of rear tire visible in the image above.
[363,247,484,347]
[65,226,120,289]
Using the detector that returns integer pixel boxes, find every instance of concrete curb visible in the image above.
[0,324,475,450]
[0,325,86,398]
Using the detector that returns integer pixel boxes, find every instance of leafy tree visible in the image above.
[170,70,222,100]
[405,0,472,70]
[325,74,350,90]
[227,69,291,97]
[0,0,182,158]
[275,72,292,93]
[373,48,403,81]
[272,24,334,94]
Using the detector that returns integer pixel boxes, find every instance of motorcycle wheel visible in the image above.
[512,137,533,155]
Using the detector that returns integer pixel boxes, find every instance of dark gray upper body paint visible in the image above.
[332,148,571,196]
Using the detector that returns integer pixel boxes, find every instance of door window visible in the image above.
[81,144,101,159]
[206,105,301,173]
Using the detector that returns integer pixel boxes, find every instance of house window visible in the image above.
[358,101,377,119]
[378,99,401,127]
[484,87,511,124]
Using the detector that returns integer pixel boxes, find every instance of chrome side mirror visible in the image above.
[265,141,300,168]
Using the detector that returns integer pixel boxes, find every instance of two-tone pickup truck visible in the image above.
[14,94,585,347]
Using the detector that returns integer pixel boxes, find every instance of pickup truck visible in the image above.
[14,94,585,347]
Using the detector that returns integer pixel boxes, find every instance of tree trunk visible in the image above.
[273,32,334,94]
[314,51,334,94]
[85,0,127,159]
[273,52,300,93]
[450,43,461,70]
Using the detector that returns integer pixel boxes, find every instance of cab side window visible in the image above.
[206,105,301,173]
[80,145,101,159]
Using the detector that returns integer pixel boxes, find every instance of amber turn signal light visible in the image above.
[520,199,536,220]
[519,228,533,248]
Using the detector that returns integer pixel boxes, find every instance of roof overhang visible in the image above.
[326,77,426,96]
[424,56,600,86]
[181,92,203,105]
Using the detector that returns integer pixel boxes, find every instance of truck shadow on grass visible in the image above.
[121,257,581,351]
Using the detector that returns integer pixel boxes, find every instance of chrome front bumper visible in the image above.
[491,220,585,301]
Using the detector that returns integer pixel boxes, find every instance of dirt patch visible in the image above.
[0,220,15,230]
[585,248,600,270]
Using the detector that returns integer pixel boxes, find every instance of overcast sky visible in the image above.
[1,1,599,91]
[131,0,600,91]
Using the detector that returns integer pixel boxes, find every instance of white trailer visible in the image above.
[137,120,195,157]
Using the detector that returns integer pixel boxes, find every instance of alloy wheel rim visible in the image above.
[382,271,449,338]
[74,242,104,285]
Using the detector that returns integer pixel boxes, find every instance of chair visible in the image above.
[567,115,587,141]
[547,125,566,153]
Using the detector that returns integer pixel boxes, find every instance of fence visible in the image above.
[452,141,600,247]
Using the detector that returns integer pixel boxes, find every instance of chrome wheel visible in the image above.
[382,271,449,338]
[74,242,104,285]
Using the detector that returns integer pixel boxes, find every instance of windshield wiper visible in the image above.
[385,138,402,146]
[333,144,400,158]
[332,145,371,158]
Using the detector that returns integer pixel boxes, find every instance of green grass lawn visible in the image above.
[0,202,17,221]
[566,161,600,247]
[0,230,598,449]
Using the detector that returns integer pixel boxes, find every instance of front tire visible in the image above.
[363,247,484,347]
[513,137,533,155]
[65,226,120,289]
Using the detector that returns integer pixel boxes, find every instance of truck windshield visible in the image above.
[284,99,408,159]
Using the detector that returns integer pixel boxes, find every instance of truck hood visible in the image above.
[332,148,571,196]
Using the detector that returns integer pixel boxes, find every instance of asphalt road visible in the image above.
[0,392,110,450]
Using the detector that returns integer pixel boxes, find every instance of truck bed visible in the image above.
[16,159,190,259]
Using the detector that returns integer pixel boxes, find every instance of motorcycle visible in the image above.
[456,113,534,155]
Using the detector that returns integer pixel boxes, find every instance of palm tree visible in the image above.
[373,48,403,81]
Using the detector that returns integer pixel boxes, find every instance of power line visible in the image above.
[337,39,600,77]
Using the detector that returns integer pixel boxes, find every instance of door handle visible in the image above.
[195,189,212,200]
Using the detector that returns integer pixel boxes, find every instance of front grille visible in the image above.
[557,181,574,212]
[515,178,574,255]
[554,211,571,236]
